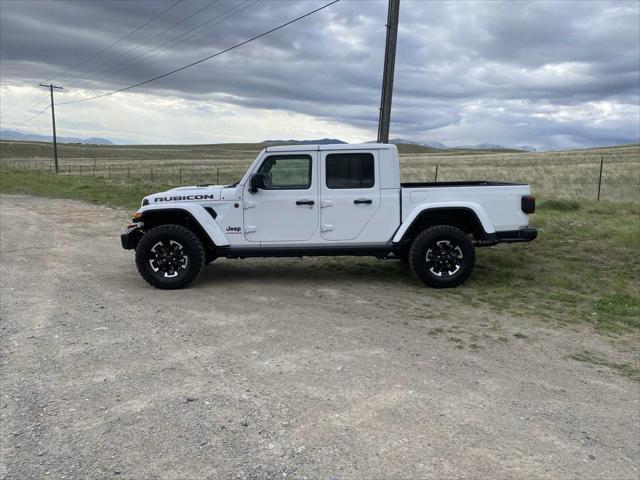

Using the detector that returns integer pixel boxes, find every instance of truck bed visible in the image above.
[401,181,525,188]
[400,180,532,233]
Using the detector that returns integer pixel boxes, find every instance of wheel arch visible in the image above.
[138,204,229,249]
[393,203,495,244]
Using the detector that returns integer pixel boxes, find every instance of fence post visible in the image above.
[68,165,71,174]
[179,167,182,184]
[597,156,604,202]
[92,163,95,176]
[216,167,219,185]
[434,164,439,182]
[108,165,111,178]
[151,167,154,183]
[128,167,131,181]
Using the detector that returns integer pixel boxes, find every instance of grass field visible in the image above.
[1,165,638,340]
[1,141,639,354]
[1,141,639,202]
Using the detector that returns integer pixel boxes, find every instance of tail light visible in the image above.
[521,195,535,214]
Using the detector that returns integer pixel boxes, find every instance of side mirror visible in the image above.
[249,173,266,194]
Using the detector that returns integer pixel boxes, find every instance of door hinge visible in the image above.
[243,201,256,209]
[321,224,334,232]
[244,225,257,233]
[320,200,333,208]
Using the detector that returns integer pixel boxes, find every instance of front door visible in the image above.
[320,151,381,241]
[243,153,318,242]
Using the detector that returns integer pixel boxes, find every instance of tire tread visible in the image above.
[408,225,475,288]
[135,224,205,289]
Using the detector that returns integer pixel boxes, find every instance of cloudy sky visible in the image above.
[1,0,638,149]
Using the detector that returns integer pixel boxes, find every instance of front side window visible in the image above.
[257,155,312,190]
[326,153,375,189]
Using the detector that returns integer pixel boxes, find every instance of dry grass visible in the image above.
[399,144,640,202]
[1,141,638,202]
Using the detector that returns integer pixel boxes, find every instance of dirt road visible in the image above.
[1,194,638,479]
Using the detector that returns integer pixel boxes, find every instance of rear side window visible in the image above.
[326,153,375,189]
[257,155,312,190]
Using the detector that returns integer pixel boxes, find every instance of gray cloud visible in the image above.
[1,0,638,148]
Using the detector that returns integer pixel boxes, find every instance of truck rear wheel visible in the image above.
[408,225,475,288]
[135,224,205,289]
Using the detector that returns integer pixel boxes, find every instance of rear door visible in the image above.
[319,150,380,241]
[243,153,319,242]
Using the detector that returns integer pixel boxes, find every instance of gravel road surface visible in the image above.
[1,194,638,479]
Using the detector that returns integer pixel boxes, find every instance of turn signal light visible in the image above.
[521,195,535,214]
[132,211,142,222]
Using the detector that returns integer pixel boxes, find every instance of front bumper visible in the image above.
[121,224,143,250]
[495,227,538,243]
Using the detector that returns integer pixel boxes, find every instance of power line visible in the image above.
[73,0,221,84]
[56,0,183,83]
[2,0,182,125]
[1,90,50,123]
[84,0,258,83]
[1,86,41,119]
[14,104,51,127]
[58,0,340,106]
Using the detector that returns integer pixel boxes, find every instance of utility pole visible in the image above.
[377,0,400,144]
[39,83,63,173]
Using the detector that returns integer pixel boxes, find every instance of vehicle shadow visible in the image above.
[196,256,414,287]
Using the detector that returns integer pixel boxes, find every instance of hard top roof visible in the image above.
[264,143,395,152]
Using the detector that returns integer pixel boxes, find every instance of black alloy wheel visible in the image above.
[135,224,205,289]
[408,225,475,288]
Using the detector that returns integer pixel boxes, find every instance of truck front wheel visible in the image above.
[408,225,475,288]
[135,224,205,289]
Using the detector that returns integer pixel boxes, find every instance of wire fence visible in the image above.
[1,158,245,187]
[1,153,639,203]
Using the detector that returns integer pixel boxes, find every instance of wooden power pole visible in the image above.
[39,83,63,173]
[377,0,400,144]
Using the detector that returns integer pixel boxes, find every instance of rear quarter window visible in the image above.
[326,153,374,189]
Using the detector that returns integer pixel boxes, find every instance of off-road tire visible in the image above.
[135,224,205,289]
[408,225,475,288]
[205,251,217,265]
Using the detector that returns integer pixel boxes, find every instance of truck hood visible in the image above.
[142,184,225,205]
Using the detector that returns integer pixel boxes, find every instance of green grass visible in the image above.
[2,164,639,338]
[314,198,640,337]
[2,141,638,202]
[0,167,167,209]
[570,351,640,382]
[451,199,640,334]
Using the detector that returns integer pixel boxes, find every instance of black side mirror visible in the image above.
[249,173,266,194]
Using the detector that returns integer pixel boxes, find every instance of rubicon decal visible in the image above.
[154,194,216,202]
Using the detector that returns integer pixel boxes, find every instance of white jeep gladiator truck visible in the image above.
[121,143,536,289]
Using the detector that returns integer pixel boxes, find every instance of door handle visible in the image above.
[354,198,373,205]
[296,199,315,206]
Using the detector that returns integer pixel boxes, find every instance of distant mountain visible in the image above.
[455,143,537,151]
[368,138,448,149]
[463,143,507,150]
[0,129,114,145]
[371,138,538,152]
[390,138,448,149]
[262,138,346,145]
[387,138,418,145]
[83,137,115,145]
[419,141,448,149]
